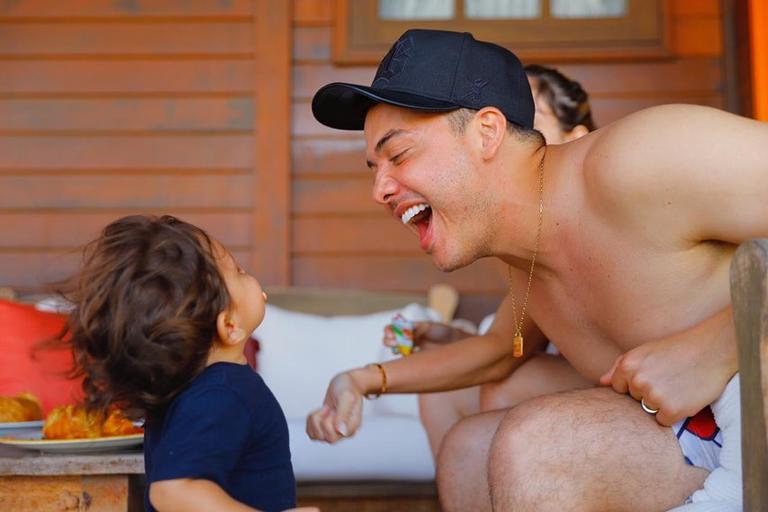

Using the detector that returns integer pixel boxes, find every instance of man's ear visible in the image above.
[216,310,247,346]
[473,107,507,160]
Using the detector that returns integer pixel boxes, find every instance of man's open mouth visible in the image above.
[400,203,431,225]
[400,203,433,249]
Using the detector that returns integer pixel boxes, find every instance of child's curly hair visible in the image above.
[63,215,230,419]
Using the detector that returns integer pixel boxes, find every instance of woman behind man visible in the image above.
[414,64,597,457]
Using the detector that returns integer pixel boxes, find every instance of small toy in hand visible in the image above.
[388,314,415,356]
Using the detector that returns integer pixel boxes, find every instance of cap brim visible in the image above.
[312,83,460,130]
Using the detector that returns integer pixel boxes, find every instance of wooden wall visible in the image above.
[0,0,727,320]
[0,0,291,291]
[290,0,725,316]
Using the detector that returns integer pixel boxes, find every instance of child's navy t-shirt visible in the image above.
[143,362,296,512]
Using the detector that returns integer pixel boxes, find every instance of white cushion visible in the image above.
[478,313,496,334]
[254,303,439,420]
[287,416,434,481]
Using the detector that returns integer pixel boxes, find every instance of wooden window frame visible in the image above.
[333,0,671,65]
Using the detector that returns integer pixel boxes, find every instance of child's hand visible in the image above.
[385,321,475,350]
[382,321,449,348]
[306,371,364,443]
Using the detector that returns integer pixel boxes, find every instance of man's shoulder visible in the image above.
[575,105,708,223]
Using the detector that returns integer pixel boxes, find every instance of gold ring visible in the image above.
[641,398,659,415]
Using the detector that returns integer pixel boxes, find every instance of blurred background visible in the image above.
[0,0,765,319]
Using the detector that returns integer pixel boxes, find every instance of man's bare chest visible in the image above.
[523,237,733,375]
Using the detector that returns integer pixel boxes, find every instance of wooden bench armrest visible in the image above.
[730,238,768,510]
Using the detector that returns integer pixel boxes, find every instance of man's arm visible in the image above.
[592,104,767,424]
[600,306,737,426]
[588,104,768,245]
[306,293,548,442]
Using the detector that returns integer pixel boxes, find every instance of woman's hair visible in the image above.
[62,215,230,419]
[524,64,596,133]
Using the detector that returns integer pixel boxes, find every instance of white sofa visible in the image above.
[254,287,446,482]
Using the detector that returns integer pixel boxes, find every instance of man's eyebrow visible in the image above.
[366,129,410,169]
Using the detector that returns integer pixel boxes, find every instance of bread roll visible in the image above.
[0,392,43,423]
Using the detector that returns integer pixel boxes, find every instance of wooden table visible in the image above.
[0,443,144,512]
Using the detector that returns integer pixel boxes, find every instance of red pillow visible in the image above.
[0,300,83,414]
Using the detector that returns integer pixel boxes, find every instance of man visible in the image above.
[306,29,767,511]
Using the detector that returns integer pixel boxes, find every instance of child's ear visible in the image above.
[216,311,247,345]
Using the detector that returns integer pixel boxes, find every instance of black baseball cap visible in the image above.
[312,29,534,131]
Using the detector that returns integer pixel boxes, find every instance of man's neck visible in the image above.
[491,142,554,272]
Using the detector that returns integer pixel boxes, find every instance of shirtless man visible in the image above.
[306,29,767,511]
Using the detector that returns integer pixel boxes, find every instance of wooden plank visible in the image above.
[543,59,723,96]
[293,216,415,254]
[293,178,380,215]
[589,94,724,127]
[292,255,508,293]
[0,474,130,512]
[294,27,332,61]
[0,249,252,290]
[293,0,333,25]
[730,239,768,512]
[0,61,252,94]
[671,0,720,18]
[293,137,367,176]
[298,496,439,512]
[0,174,253,209]
[674,18,723,57]
[0,211,251,248]
[253,0,292,285]
[0,22,252,56]
[0,135,252,169]
[293,59,721,100]
[293,64,375,99]
[0,97,253,131]
[0,445,143,476]
[0,0,253,18]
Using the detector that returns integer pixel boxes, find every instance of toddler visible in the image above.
[62,215,313,512]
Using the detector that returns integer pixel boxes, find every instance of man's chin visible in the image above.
[430,250,471,273]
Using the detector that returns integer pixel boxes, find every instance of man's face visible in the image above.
[363,104,492,271]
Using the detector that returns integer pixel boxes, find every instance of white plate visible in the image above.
[0,433,143,454]
[0,420,44,431]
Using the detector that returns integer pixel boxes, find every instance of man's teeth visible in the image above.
[401,203,430,225]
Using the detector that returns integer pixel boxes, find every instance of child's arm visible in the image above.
[150,478,257,511]
[150,479,319,512]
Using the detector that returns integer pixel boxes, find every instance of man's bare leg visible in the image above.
[419,387,480,457]
[431,355,593,512]
[420,354,592,458]
[488,387,708,512]
[478,353,592,411]
[436,410,506,512]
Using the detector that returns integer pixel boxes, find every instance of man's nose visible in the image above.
[372,171,398,205]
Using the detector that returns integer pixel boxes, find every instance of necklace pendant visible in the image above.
[513,335,524,358]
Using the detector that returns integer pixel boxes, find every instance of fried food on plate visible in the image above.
[0,392,43,423]
[43,404,142,439]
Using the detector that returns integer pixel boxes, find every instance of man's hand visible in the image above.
[599,333,735,426]
[306,371,364,443]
